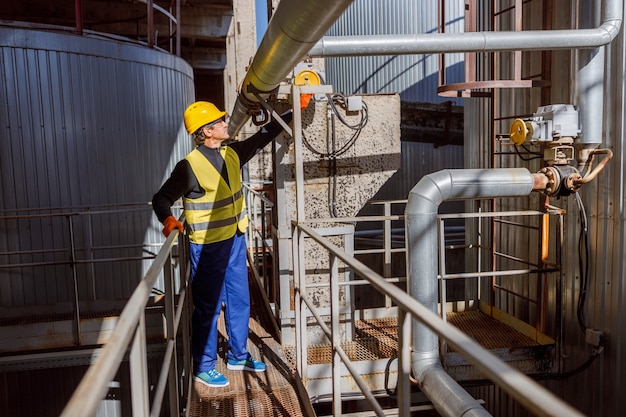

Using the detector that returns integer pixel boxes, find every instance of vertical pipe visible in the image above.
[577,0,604,149]
[406,168,535,417]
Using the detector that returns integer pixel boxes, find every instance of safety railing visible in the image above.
[5,0,180,54]
[437,209,564,331]
[291,220,582,417]
[59,223,191,417]
[244,182,276,303]
[0,204,172,347]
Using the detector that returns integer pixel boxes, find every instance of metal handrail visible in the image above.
[3,0,180,54]
[59,227,190,417]
[292,221,583,417]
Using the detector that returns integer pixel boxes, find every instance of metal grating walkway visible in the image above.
[187,300,311,417]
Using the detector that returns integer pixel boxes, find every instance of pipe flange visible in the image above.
[564,172,583,193]
[539,165,581,196]
[539,166,560,197]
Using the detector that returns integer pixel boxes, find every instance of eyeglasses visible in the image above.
[206,115,229,129]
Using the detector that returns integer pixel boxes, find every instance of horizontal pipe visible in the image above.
[308,0,621,57]
[228,0,354,136]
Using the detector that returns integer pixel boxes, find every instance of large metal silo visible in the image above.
[0,27,195,310]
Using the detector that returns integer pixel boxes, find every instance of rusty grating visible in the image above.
[189,368,305,417]
[188,312,310,417]
[283,318,399,366]
[446,310,540,350]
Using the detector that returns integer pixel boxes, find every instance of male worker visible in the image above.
[152,101,292,387]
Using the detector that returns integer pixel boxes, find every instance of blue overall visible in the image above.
[189,231,250,373]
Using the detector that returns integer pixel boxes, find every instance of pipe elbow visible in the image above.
[411,351,442,383]
[406,170,453,216]
[599,19,623,44]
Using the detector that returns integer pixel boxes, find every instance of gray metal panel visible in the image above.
[325,0,465,105]
[0,27,194,307]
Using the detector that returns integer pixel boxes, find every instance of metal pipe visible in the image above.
[406,168,535,417]
[308,0,622,57]
[228,0,354,136]
[577,0,605,152]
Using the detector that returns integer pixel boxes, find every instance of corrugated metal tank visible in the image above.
[324,0,465,105]
[464,0,626,415]
[0,27,195,307]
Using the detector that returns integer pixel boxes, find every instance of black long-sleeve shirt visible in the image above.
[152,111,292,222]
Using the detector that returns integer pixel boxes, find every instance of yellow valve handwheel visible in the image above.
[509,118,529,145]
[294,69,321,86]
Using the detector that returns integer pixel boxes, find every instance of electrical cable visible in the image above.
[301,93,369,159]
[513,143,543,161]
[532,344,604,381]
[301,93,368,218]
[575,192,590,334]
[459,344,604,386]
[326,111,338,217]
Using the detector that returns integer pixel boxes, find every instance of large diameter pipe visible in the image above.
[228,0,354,136]
[406,168,535,417]
[308,0,621,57]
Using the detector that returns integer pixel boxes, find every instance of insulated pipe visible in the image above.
[577,1,605,151]
[308,0,622,57]
[227,0,354,136]
[406,168,538,417]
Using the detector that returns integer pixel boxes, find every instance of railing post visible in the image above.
[164,251,180,416]
[397,307,411,417]
[180,233,192,403]
[292,224,308,381]
[147,0,154,47]
[438,217,448,357]
[67,215,82,346]
[383,201,394,308]
[74,0,83,35]
[130,313,150,416]
[330,253,341,416]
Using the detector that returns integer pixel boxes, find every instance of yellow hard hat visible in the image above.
[183,101,226,134]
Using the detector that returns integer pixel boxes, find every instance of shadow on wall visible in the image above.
[353,140,465,309]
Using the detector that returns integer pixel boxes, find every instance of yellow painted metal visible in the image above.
[509,118,530,145]
[294,69,321,86]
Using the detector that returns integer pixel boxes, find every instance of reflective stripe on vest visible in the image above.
[183,147,248,244]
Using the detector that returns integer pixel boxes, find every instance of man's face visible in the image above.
[204,118,229,142]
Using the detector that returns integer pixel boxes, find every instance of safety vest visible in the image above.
[183,147,249,244]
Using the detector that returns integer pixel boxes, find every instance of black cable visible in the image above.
[459,345,604,385]
[513,143,543,161]
[575,192,590,334]
[532,345,604,381]
[301,93,369,159]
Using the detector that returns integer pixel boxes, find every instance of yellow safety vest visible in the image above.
[183,147,248,244]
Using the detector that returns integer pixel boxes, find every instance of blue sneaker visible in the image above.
[194,369,229,387]
[227,356,266,372]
